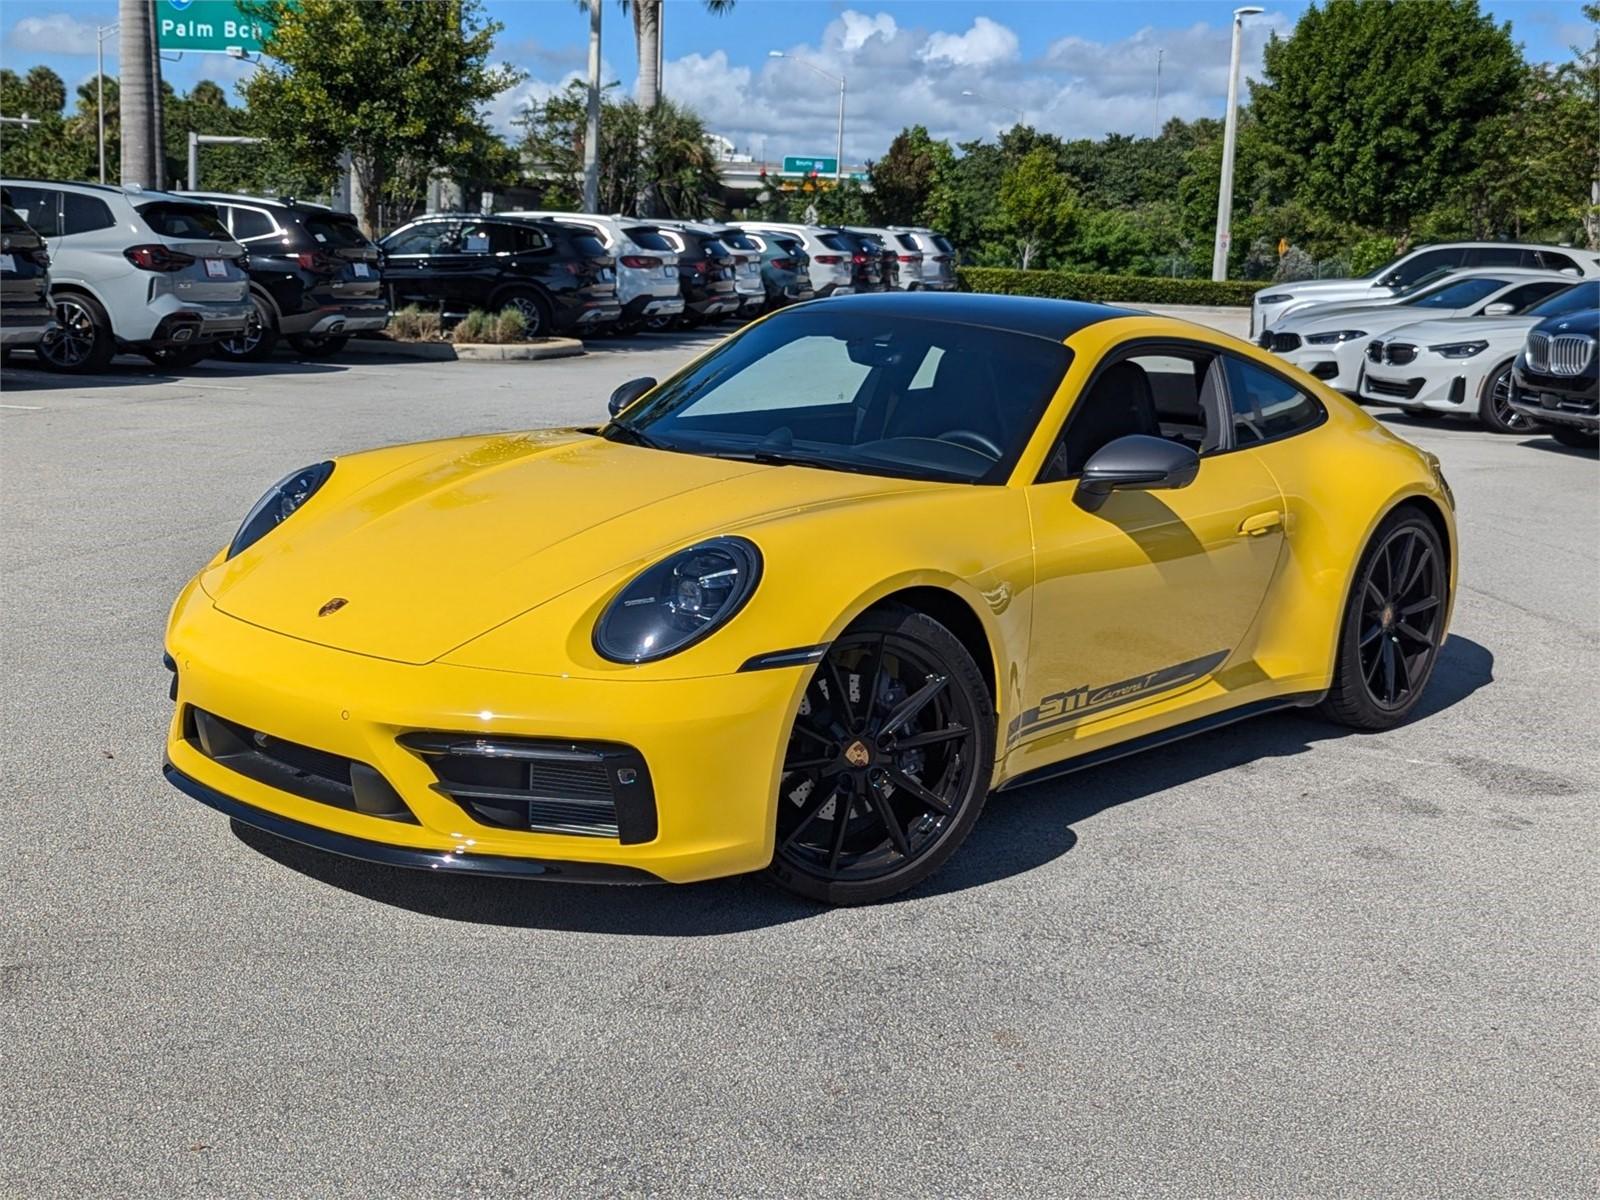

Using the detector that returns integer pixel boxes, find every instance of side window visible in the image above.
[61,192,115,235]
[230,206,277,240]
[1494,281,1569,312]
[1042,344,1225,481]
[1390,248,1463,288]
[7,186,62,237]
[1225,356,1324,446]
[382,224,453,256]
[1534,251,1577,273]
[512,225,550,254]
[1465,246,1523,268]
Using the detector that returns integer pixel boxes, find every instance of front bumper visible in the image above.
[1509,367,1599,431]
[1278,342,1366,391]
[1358,361,1478,411]
[163,590,805,885]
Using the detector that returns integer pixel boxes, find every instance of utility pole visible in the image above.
[148,0,166,189]
[118,0,155,187]
[1211,6,1262,282]
[583,0,601,212]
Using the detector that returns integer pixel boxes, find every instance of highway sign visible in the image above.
[157,0,273,55]
[782,156,839,176]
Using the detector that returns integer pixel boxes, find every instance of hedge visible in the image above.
[957,267,1267,309]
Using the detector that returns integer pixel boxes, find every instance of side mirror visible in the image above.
[1074,435,1200,513]
[608,376,656,417]
[1481,302,1516,317]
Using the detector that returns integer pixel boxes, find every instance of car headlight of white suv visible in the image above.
[1305,329,1368,345]
[1427,340,1489,359]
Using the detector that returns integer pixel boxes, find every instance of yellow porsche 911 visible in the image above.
[163,293,1457,904]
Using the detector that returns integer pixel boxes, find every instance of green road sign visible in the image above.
[782,155,839,176]
[849,172,868,182]
[157,0,273,55]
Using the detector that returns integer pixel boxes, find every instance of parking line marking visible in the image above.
[160,379,249,392]
[0,403,44,410]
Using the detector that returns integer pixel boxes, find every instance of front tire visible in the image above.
[1477,362,1537,434]
[37,293,114,373]
[766,606,996,905]
[1321,510,1447,730]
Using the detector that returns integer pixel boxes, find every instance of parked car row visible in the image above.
[1255,241,1598,445]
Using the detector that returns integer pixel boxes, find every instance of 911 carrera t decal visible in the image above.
[1008,649,1231,742]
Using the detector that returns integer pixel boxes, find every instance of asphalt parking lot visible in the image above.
[2,326,1596,1198]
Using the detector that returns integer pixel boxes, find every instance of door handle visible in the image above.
[1238,510,1283,537]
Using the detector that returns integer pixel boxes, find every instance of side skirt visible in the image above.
[996,691,1325,794]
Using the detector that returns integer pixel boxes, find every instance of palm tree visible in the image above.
[621,0,736,110]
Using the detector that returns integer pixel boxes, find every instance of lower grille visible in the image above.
[400,733,657,843]
[1365,376,1425,399]
[184,707,415,821]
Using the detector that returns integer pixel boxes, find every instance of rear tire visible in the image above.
[496,289,551,338]
[766,605,996,905]
[287,332,350,358]
[37,293,114,373]
[1477,362,1536,434]
[1321,510,1447,731]
[215,292,279,361]
[1550,425,1599,450]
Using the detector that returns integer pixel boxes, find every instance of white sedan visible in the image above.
[1358,280,1599,432]
[1259,270,1577,394]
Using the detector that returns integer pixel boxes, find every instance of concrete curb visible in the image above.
[343,337,587,362]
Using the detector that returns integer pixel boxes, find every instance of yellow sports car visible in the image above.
[163,293,1457,904]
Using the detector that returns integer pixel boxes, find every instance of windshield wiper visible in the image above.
[602,423,667,450]
[697,448,877,475]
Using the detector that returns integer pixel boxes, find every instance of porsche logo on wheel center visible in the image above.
[844,740,871,767]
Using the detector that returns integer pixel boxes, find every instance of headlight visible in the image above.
[1305,329,1368,345]
[1259,293,1293,304]
[594,537,762,663]
[1427,340,1488,359]
[227,461,334,558]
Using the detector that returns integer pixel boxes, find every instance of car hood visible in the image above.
[1283,304,1470,336]
[1260,277,1364,302]
[202,429,921,665]
[1375,315,1538,347]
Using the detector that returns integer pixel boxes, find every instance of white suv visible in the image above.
[2,180,250,371]
[885,226,959,290]
[730,221,856,299]
[1250,242,1600,339]
[501,211,682,332]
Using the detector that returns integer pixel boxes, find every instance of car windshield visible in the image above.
[717,230,759,251]
[137,201,232,241]
[604,308,1070,485]
[301,214,370,248]
[624,226,674,251]
[1391,267,1462,298]
[817,232,852,252]
[1526,280,1600,318]
[1403,277,1507,309]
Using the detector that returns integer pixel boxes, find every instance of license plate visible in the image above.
[0,254,14,273]
[598,268,615,281]
[203,258,228,279]
[661,266,676,279]
[742,263,758,275]
[353,262,370,278]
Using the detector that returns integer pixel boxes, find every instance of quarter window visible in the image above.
[230,206,277,240]
[61,192,115,235]
[1225,357,1324,446]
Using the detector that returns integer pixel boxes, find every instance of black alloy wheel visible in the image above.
[37,293,113,373]
[1478,362,1537,434]
[216,293,279,361]
[1322,512,1447,730]
[498,290,550,338]
[768,606,995,905]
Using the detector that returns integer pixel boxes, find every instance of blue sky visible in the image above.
[2,1,1591,165]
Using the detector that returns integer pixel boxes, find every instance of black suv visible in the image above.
[655,225,739,329]
[378,214,621,337]
[1,194,54,357]
[1509,308,1600,450]
[182,192,386,359]
[832,228,887,293]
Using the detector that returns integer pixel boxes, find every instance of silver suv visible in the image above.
[730,221,857,298]
[1,180,251,372]
[502,211,682,332]
[885,227,959,290]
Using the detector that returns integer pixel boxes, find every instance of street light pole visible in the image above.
[768,51,847,183]
[1212,6,1262,282]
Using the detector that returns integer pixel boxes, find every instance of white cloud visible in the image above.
[920,17,1020,69]
[9,12,100,55]
[834,11,897,54]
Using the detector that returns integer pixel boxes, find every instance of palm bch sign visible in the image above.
[157,0,273,55]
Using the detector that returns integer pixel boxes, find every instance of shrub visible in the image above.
[388,304,443,341]
[957,267,1268,308]
[451,310,493,344]
[493,307,528,343]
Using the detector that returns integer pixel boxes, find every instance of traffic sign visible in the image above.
[782,155,839,176]
[157,0,273,55]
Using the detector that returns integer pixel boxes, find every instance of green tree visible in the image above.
[866,125,953,226]
[242,0,521,234]
[1251,0,1522,236]
[517,81,720,217]
[998,146,1077,269]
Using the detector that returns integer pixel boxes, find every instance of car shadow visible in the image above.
[232,636,1494,933]
[1518,434,1598,458]
[0,354,345,387]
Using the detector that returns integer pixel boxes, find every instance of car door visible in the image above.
[379,221,460,309]
[1014,341,1287,758]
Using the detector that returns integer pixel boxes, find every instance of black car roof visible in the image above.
[817,291,1137,340]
